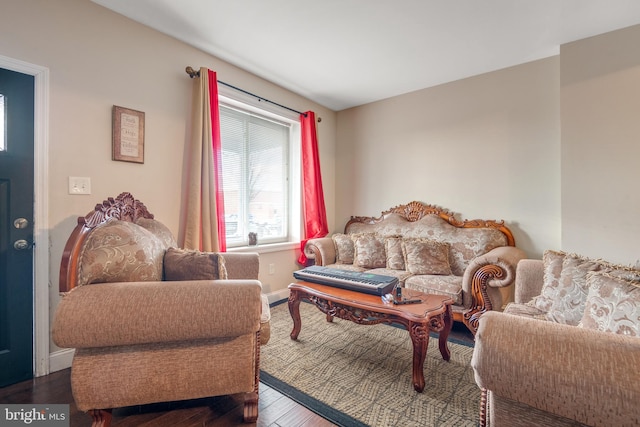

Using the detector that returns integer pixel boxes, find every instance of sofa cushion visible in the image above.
[532,250,566,312]
[332,233,355,264]
[353,233,386,269]
[503,302,549,321]
[404,274,463,305]
[78,220,166,286]
[385,236,405,270]
[545,253,602,325]
[163,247,228,281]
[366,267,413,285]
[402,238,452,276]
[579,271,640,336]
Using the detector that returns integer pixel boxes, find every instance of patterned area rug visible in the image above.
[260,301,480,427]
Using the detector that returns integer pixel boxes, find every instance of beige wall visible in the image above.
[336,23,640,266]
[561,25,640,265]
[336,57,561,258]
[0,0,336,353]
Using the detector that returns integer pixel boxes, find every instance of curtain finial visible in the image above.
[185,66,200,78]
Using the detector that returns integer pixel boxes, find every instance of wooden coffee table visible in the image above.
[287,281,454,392]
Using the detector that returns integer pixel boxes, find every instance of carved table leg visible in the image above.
[408,322,429,393]
[89,409,112,427]
[438,305,453,361]
[288,290,302,340]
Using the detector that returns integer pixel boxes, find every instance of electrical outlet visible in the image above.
[269,263,275,275]
[68,177,91,195]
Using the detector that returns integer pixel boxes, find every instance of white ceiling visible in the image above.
[92,0,640,111]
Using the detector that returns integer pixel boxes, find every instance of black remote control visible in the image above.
[393,298,422,305]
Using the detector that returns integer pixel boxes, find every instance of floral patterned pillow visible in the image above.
[401,238,452,275]
[385,236,405,270]
[78,220,166,286]
[352,233,386,269]
[332,233,355,264]
[531,250,566,311]
[545,253,602,325]
[579,271,640,336]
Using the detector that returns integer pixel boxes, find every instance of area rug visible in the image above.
[260,301,480,427]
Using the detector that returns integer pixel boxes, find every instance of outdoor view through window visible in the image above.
[219,104,291,247]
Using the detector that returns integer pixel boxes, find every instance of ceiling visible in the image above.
[92,0,640,111]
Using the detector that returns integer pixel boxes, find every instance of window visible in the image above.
[219,100,300,248]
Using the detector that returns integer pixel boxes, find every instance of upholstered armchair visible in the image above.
[52,193,269,426]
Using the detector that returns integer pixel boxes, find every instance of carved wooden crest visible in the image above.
[345,200,515,246]
[81,192,154,229]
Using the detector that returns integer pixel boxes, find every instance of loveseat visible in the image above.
[471,251,640,426]
[53,193,270,426]
[302,201,526,333]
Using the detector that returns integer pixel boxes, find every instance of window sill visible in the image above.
[226,241,299,254]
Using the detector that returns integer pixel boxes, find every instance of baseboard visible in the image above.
[266,288,289,304]
[49,348,74,373]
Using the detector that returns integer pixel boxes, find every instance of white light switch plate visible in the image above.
[68,177,91,195]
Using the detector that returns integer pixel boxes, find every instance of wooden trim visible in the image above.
[345,200,516,246]
[58,192,154,293]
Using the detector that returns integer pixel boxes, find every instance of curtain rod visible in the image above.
[186,66,309,118]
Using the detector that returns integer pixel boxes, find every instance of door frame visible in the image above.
[0,54,50,377]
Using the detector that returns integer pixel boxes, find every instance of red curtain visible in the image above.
[207,69,227,251]
[298,111,328,264]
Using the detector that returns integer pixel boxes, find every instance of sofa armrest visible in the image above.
[303,237,336,266]
[461,246,527,332]
[471,311,640,426]
[514,259,544,304]
[221,252,259,279]
[53,280,262,348]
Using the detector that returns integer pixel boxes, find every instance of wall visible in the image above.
[336,57,561,258]
[336,23,640,266]
[560,25,640,265]
[0,0,337,356]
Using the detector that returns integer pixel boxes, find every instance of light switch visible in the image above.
[68,177,91,195]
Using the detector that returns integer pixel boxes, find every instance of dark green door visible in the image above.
[0,68,35,387]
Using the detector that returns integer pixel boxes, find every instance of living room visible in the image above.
[2,0,640,425]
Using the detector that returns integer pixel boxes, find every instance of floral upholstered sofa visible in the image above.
[303,201,526,333]
[472,250,640,426]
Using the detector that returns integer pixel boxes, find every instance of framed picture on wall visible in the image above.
[112,105,145,163]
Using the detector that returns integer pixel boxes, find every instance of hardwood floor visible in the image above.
[0,369,336,427]
[0,325,473,427]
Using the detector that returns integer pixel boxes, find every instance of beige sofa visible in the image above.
[53,193,270,426]
[303,201,526,333]
[471,252,640,426]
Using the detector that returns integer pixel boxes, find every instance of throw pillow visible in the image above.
[135,217,177,249]
[352,233,386,269]
[545,253,602,325]
[385,236,405,270]
[401,238,452,275]
[579,271,640,336]
[332,233,355,264]
[531,250,566,311]
[78,220,166,286]
[163,247,228,281]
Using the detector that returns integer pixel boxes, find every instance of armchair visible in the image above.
[52,193,268,426]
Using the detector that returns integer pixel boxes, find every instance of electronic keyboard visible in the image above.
[293,266,398,296]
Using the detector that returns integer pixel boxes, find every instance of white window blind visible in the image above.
[219,104,291,247]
